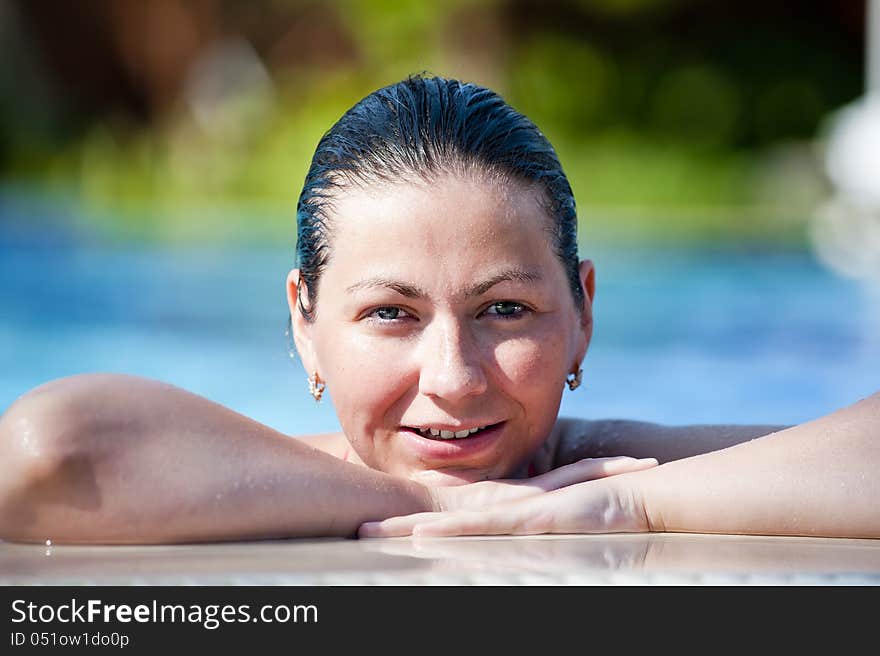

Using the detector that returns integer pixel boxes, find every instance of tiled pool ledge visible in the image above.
[2,533,879,586]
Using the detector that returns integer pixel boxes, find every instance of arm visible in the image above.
[639,391,880,537]
[0,374,647,544]
[0,374,434,544]
[362,392,880,539]
[553,417,790,465]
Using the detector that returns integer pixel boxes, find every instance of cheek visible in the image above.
[492,330,569,388]
[316,330,413,429]
[492,333,567,457]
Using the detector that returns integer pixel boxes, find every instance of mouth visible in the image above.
[401,422,503,441]
[397,421,508,462]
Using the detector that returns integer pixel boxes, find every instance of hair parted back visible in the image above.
[294,74,583,322]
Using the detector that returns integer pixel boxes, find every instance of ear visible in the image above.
[575,259,595,363]
[286,269,320,375]
[580,258,596,306]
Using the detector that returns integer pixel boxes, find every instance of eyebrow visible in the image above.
[345,268,543,299]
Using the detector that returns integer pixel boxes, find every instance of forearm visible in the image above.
[636,392,880,538]
[0,375,433,544]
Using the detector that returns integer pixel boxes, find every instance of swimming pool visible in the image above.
[2,232,879,434]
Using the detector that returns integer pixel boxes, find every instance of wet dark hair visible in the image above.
[294,75,583,323]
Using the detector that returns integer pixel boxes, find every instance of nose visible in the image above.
[417,317,488,402]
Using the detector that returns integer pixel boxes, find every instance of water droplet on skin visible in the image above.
[45,539,52,546]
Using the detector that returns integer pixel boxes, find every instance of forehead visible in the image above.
[323,174,557,274]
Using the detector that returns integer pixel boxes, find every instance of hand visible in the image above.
[428,456,657,512]
[362,457,657,537]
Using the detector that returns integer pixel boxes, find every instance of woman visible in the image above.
[1,76,877,544]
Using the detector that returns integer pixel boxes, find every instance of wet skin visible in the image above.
[289,173,594,486]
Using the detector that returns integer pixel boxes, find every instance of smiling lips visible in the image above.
[397,421,507,461]
[407,423,498,440]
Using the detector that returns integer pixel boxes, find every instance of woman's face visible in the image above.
[289,173,594,486]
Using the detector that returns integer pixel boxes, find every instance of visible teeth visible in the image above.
[416,425,490,439]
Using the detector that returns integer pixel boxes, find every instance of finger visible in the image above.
[528,456,658,491]
[413,509,526,538]
[359,512,445,538]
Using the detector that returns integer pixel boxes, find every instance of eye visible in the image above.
[367,306,412,322]
[483,301,528,319]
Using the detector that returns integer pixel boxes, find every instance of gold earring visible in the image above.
[308,372,326,402]
[566,366,583,391]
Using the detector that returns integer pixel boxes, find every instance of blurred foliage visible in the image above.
[0,0,866,244]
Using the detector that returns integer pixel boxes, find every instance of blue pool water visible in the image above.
[1,232,879,435]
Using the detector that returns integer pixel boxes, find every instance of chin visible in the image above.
[407,467,495,487]
[407,469,504,487]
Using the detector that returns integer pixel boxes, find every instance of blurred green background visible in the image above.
[0,0,867,246]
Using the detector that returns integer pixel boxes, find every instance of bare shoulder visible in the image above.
[3,373,345,452]
[552,417,789,466]
[552,417,666,465]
